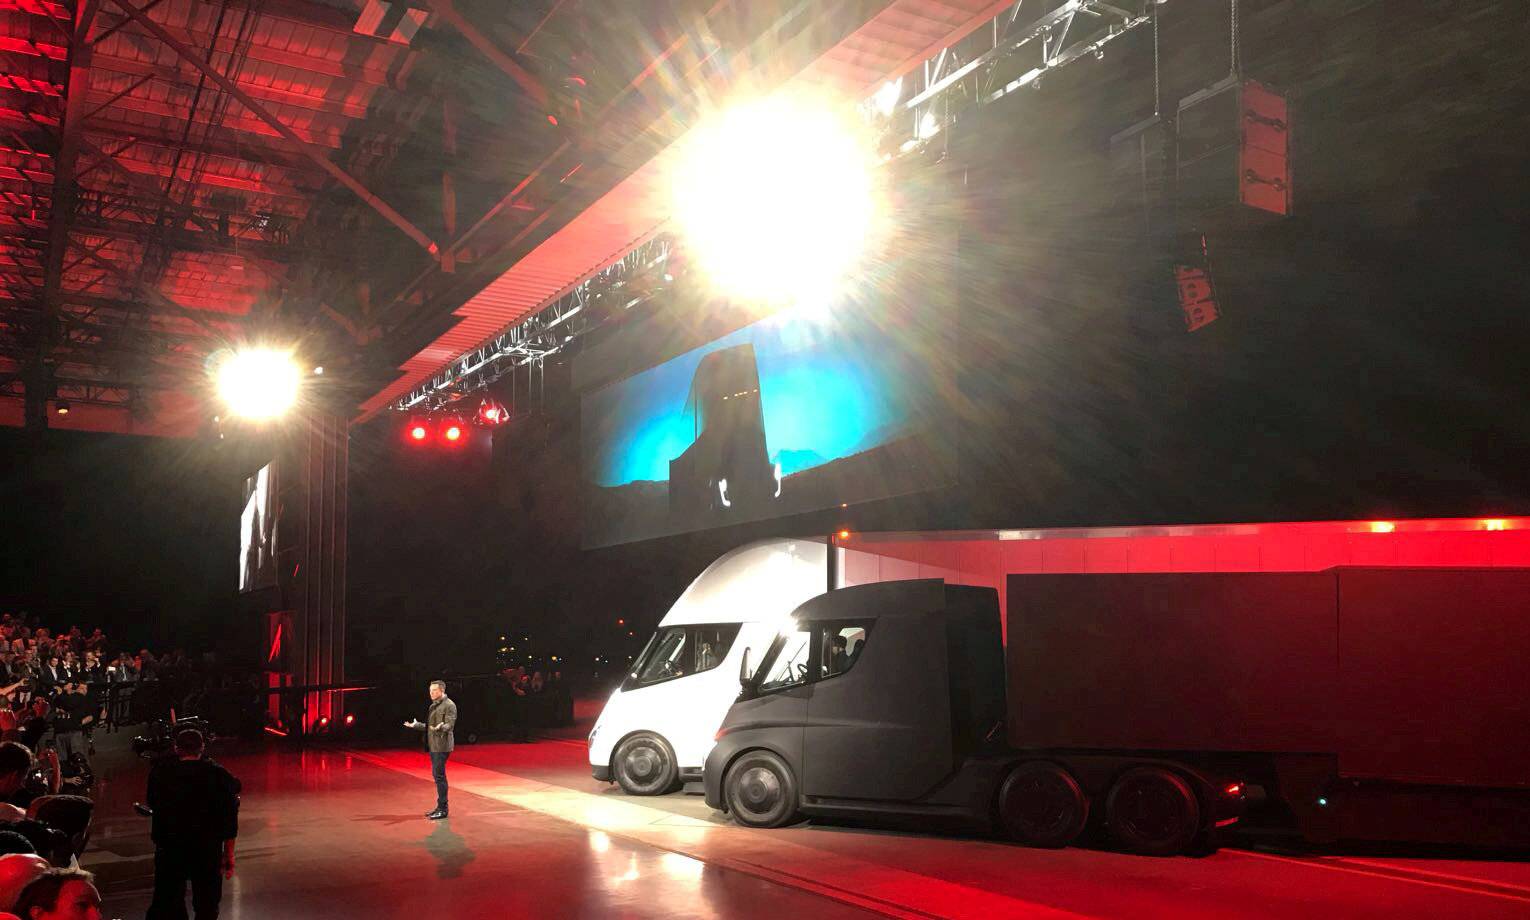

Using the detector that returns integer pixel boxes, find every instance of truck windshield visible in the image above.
[755,626,813,693]
[623,623,742,690]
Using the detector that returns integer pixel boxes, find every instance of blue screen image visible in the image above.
[586,313,917,488]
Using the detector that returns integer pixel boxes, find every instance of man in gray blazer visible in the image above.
[405,680,457,819]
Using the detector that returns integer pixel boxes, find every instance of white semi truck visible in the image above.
[587,539,826,794]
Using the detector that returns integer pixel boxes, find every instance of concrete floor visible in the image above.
[79,732,1530,919]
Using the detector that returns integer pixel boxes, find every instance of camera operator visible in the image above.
[0,743,59,812]
[146,729,239,920]
[45,689,84,768]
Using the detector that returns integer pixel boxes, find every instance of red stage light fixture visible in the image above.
[318,716,330,728]
[444,424,463,442]
[405,414,432,443]
[477,397,509,426]
[345,714,356,726]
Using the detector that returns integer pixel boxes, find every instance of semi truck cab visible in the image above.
[705,580,1246,854]
[588,539,826,794]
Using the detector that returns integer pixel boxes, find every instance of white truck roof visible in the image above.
[659,539,827,628]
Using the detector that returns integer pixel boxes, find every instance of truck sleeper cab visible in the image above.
[704,580,1244,856]
[588,539,826,795]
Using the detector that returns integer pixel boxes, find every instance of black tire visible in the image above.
[724,750,800,828]
[612,733,679,796]
[1105,766,1202,856]
[997,761,1090,848]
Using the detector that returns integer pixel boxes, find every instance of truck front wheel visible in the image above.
[725,751,800,828]
[613,733,680,795]
[997,761,1090,848]
[1105,766,1202,856]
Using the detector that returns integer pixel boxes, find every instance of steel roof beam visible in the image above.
[90,55,376,120]
[93,0,421,48]
[0,1,70,21]
[68,212,295,262]
[73,132,219,236]
[90,14,399,89]
[106,0,439,258]
[83,89,348,148]
[425,0,548,109]
[33,0,99,429]
[78,245,237,337]
[85,118,316,176]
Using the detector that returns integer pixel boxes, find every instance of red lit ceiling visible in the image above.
[0,0,424,435]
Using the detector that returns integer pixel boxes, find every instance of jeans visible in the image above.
[148,843,223,920]
[55,730,85,763]
[430,750,450,811]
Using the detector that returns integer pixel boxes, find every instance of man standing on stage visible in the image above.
[405,680,456,819]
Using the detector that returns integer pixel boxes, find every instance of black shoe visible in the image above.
[426,809,448,820]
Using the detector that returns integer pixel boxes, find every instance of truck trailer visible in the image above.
[704,568,1530,855]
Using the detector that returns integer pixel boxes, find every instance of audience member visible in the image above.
[24,800,90,865]
[17,704,47,755]
[0,745,59,812]
[0,835,32,857]
[10,867,101,920]
[43,693,82,767]
[0,854,49,915]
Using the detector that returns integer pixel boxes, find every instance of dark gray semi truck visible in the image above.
[703,570,1530,855]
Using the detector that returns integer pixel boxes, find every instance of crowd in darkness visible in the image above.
[0,612,240,919]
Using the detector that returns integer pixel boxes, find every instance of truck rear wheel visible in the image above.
[613,733,679,795]
[725,751,800,828]
[1105,766,1202,856]
[997,761,1090,848]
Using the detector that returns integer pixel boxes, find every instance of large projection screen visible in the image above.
[239,462,278,592]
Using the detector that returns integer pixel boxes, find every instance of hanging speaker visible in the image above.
[1174,233,1221,332]
[1177,77,1291,218]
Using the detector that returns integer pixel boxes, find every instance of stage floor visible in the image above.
[80,734,1530,919]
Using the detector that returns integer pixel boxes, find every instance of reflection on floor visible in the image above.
[80,735,1530,920]
[83,742,883,920]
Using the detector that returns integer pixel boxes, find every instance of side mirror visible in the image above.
[738,648,751,688]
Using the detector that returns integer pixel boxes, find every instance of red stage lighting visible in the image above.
[477,397,509,426]
[410,425,428,441]
[318,716,330,728]
[444,424,463,442]
[344,714,356,726]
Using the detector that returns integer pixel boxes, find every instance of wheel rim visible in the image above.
[735,765,782,817]
[1118,777,1186,843]
[622,743,663,785]
[1008,774,1075,836]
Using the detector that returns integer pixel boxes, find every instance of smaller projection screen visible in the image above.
[581,269,957,546]
[240,462,278,592]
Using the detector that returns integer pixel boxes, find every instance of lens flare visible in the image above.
[669,92,886,310]
[215,348,302,420]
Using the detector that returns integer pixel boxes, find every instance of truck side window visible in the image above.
[757,627,813,693]
[821,622,871,678]
[628,624,741,688]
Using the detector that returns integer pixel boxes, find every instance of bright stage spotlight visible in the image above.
[215,348,302,420]
[669,92,886,310]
